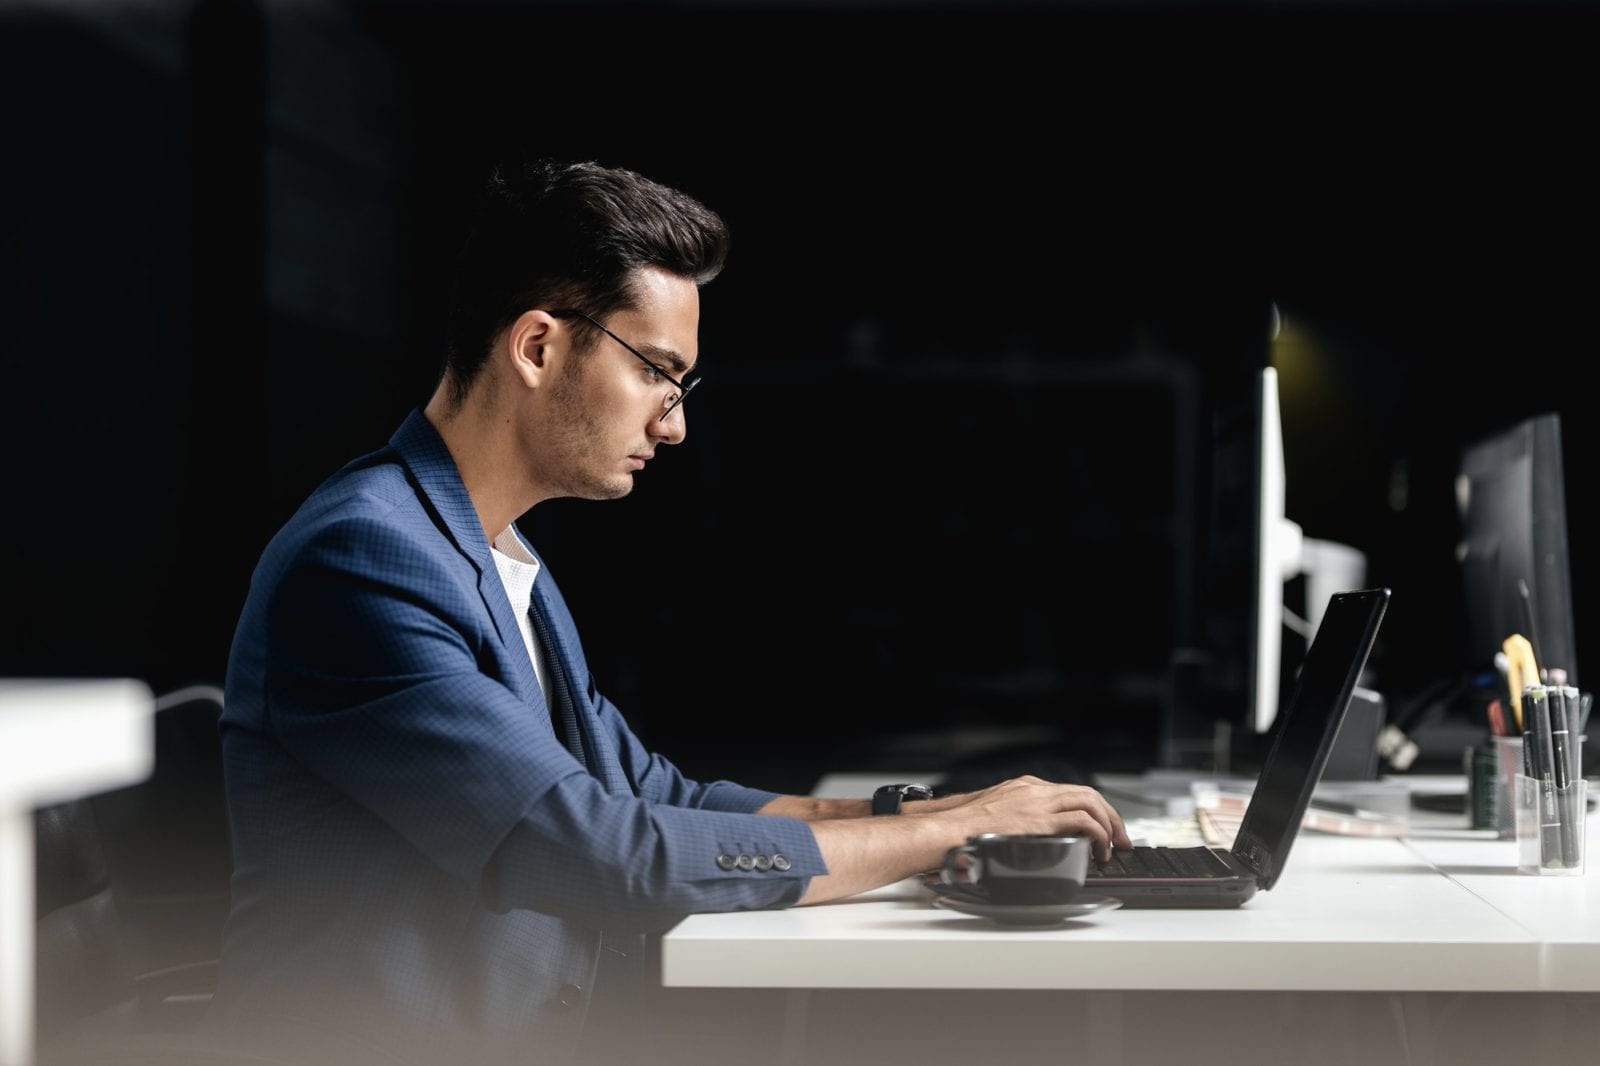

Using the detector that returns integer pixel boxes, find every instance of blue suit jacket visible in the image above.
[208,409,826,1066]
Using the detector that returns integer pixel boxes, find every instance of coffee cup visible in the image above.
[939,833,1090,905]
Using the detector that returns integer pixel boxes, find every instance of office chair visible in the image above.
[33,797,218,1046]
[29,687,355,1066]
[32,685,243,1064]
[35,819,272,1065]
[87,686,233,979]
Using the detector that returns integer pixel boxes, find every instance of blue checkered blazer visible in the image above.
[208,409,825,1066]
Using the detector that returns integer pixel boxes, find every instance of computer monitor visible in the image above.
[1456,412,1579,687]
[1251,366,1302,735]
[1194,366,1367,755]
[1189,366,1298,760]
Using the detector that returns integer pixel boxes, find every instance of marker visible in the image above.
[1528,688,1571,868]
[1503,635,1540,731]
[1557,685,1583,780]
[1548,688,1583,867]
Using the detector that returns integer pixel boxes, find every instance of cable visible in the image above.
[1389,675,1467,733]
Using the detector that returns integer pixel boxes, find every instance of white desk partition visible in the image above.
[0,679,154,1066]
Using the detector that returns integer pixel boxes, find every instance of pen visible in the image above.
[1487,698,1508,737]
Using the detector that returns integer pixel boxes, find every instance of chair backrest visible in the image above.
[33,685,232,1050]
[34,798,139,1043]
[91,686,233,971]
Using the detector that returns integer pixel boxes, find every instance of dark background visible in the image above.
[2,0,1593,795]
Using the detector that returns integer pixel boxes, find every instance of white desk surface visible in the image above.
[1403,808,1600,989]
[661,771,1600,994]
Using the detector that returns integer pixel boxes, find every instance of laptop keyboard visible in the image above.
[1090,845,1236,879]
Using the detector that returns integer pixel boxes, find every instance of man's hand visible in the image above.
[790,776,1130,905]
[918,775,1130,861]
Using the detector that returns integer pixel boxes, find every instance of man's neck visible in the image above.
[422,384,539,542]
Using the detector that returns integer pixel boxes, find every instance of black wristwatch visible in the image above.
[872,782,934,815]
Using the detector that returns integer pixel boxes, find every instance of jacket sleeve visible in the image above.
[257,511,825,929]
[590,688,786,813]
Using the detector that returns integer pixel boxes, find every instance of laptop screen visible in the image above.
[1229,588,1389,889]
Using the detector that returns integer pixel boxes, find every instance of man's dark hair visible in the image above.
[441,159,730,405]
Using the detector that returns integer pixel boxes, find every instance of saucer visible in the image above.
[927,886,1122,926]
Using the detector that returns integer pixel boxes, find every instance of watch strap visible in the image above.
[872,782,934,815]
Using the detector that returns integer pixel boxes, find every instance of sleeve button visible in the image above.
[716,853,737,870]
[736,853,755,871]
[753,854,773,871]
[772,854,791,871]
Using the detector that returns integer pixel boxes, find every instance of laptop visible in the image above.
[1084,587,1391,908]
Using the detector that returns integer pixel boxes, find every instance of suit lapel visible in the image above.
[529,582,630,793]
[526,602,586,764]
[388,409,541,708]
[390,408,626,789]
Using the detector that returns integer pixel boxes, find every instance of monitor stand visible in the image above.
[1299,538,1368,638]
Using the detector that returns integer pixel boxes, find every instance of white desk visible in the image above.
[1404,805,1600,991]
[657,772,1600,1066]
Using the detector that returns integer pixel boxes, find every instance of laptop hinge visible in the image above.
[1232,832,1277,885]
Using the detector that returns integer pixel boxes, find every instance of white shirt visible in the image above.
[490,525,552,702]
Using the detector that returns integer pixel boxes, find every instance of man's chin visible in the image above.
[598,476,634,501]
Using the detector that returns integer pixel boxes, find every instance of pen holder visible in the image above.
[1465,741,1501,830]
[1514,773,1586,875]
[1491,736,1524,839]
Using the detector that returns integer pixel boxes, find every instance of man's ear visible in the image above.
[506,309,558,387]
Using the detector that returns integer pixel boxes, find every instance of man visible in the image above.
[207,159,1129,1066]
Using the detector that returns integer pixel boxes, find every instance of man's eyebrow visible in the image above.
[639,344,694,377]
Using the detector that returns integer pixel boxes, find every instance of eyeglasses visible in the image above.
[550,308,699,422]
